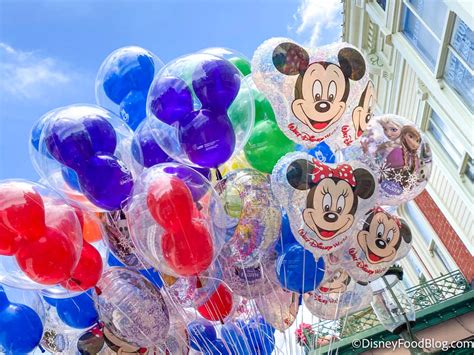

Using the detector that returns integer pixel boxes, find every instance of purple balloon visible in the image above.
[192,58,241,112]
[179,109,235,168]
[149,76,193,124]
[78,155,133,210]
[132,123,171,168]
[45,115,117,170]
[163,165,211,201]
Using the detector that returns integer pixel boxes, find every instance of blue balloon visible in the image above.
[61,166,82,192]
[192,58,241,112]
[274,210,298,255]
[0,286,43,353]
[149,76,194,125]
[107,252,125,267]
[276,243,325,293]
[187,319,217,351]
[78,154,134,210]
[139,268,163,289]
[132,122,171,168]
[119,90,147,130]
[56,290,99,329]
[45,115,117,169]
[205,339,231,355]
[221,323,247,355]
[242,318,275,355]
[103,52,155,104]
[296,141,335,163]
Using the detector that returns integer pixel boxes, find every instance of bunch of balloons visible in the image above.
[0,39,432,354]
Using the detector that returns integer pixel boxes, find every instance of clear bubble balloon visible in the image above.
[0,180,83,295]
[126,163,226,277]
[200,47,252,77]
[271,152,378,257]
[93,267,170,347]
[214,169,281,266]
[31,104,137,211]
[256,284,299,331]
[252,38,374,150]
[146,52,254,168]
[95,46,164,131]
[303,268,372,320]
[343,114,432,206]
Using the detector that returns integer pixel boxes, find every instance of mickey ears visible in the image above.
[338,48,366,81]
[272,42,310,76]
[286,159,314,190]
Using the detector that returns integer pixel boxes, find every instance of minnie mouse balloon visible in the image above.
[303,268,372,320]
[255,284,299,331]
[343,114,432,206]
[272,152,377,257]
[93,267,170,347]
[252,38,374,149]
[336,208,412,283]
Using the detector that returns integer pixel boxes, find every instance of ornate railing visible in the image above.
[311,270,471,340]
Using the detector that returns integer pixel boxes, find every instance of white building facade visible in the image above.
[342,0,473,286]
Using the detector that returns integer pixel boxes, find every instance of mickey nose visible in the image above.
[376,239,387,249]
[315,101,330,113]
[324,212,338,223]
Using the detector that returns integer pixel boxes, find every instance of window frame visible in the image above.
[399,1,473,112]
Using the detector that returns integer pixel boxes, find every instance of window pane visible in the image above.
[444,50,474,112]
[450,17,474,70]
[428,109,464,165]
[402,5,439,70]
[466,156,474,183]
[376,0,387,11]
[408,0,448,39]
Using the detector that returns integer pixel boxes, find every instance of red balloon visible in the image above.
[44,201,82,245]
[197,283,233,322]
[0,181,46,241]
[0,224,22,256]
[161,219,213,276]
[61,241,103,291]
[147,176,194,230]
[15,227,79,285]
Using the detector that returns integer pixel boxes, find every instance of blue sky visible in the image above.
[0,0,342,180]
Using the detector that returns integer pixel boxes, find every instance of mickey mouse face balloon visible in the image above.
[337,208,412,283]
[272,152,377,257]
[252,38,374,149]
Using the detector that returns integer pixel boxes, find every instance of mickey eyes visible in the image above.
[328,81,337,102]
[336,195,345,213]
[376,223,385,238]
[323,193,332,212]
[313,80,323,101]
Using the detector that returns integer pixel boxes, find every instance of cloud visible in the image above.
[0,43,74,100]
[291,0,343,47]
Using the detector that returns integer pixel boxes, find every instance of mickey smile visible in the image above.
[299,104,342,132]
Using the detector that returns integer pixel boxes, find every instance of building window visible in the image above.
[376,0,386,11]
[427,108,464,166]
[444,17,474,112]
[465,156,474,183]
[401,0,448,70]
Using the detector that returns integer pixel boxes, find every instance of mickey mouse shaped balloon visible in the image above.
[337,207,412,283]
[272,152,377,257]
[252,38,374,149]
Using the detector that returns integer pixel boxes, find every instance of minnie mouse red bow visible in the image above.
[310,160,356,187]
